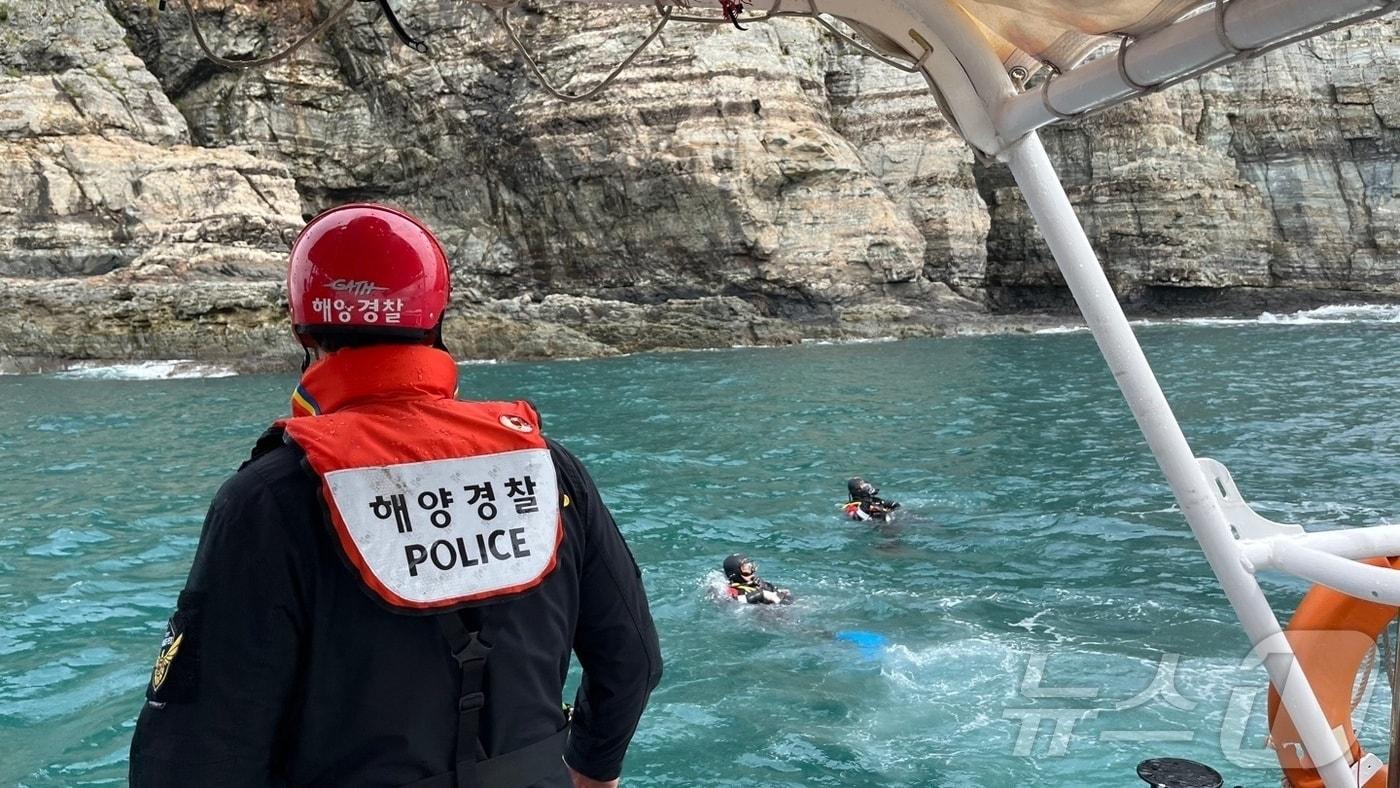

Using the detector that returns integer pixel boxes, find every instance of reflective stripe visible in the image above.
[277,360,562,612]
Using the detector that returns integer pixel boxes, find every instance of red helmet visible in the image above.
[288,203,450,347]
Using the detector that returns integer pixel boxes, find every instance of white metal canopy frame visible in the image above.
[486,2,1397,785]
[177,0,1398,784]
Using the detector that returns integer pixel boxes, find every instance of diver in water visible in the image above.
[723,554,792,605]
[844,477,900,522]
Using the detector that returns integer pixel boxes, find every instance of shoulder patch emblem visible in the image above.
[499,414,534,433]
[151,632,183,692]
[146,593,203,703]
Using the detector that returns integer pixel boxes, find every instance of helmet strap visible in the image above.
[431,315,449,354]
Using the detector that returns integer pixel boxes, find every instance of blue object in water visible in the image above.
[834,630,888,660]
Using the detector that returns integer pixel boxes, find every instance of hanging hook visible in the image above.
[720,0,752,30]
[364,0,430,54]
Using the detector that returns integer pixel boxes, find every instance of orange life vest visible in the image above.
[277,345,563,613]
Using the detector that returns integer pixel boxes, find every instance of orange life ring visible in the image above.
[1267,556,1400,788]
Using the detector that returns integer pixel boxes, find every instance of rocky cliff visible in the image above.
[1,1,1396,371]
[982,18,1400,311]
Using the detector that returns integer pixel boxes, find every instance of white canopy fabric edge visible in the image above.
[956,0,1205,74]
[542,0,1394,153]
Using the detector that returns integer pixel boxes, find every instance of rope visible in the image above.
[496,0,931,103]
[806,1,931,74]
[177,0,359,70]
[719,0,750,29]
[1387,618,1400,788]
[495,3,675,103]
[666,0,932,74]
[1355,638,1377,713]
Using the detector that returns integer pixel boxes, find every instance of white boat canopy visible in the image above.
[180,1,1400,785]
[494,3,1400,786]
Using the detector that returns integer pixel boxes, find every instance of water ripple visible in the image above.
[2,325,1398,785]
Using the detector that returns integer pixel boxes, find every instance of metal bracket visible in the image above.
[1264,746,1384,782]
[1357,752,1385,783]
[1197,458,1304,540]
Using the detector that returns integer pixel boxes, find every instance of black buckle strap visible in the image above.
[412,612,568,788]
[450,637,490,672]
[459,691,485,713]
[476,728,568,787]
[436,611,492,788]
[399,728,568,788]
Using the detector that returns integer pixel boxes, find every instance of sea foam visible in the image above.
[1037,304,1400,334]
[54,360,237,380]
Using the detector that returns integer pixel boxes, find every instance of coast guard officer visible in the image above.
[129,203,662,787]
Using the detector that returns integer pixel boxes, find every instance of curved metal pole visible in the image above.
[1001,131,1356,788]
[1243,523,1400,567]
[1271,544,1400,605]
[996,0,1394,140]
[894,0,1018,147]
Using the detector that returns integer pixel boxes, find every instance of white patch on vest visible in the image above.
[323,449,559,606]
[499,414,534,433]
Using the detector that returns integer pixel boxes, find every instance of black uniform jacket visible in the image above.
[129,432,662,787]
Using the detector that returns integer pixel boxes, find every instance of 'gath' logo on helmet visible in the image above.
[500,415,534,433]
[330,279,390,296]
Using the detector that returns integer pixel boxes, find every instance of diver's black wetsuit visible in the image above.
[728,578,788,604]
[849,495,899,521]
[846,477,899,522]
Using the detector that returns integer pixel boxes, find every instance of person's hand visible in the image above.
[761,590,782,604]
[568,765,619,788]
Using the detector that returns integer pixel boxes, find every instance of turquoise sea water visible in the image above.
[3,307,1400,786]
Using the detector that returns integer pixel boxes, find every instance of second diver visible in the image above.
[723,554,792,605]
[844,477,900,522]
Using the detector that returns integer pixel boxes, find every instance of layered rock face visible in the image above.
[1,2,1396,369]
[0,1,300,370]
[982,18,1399,310]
